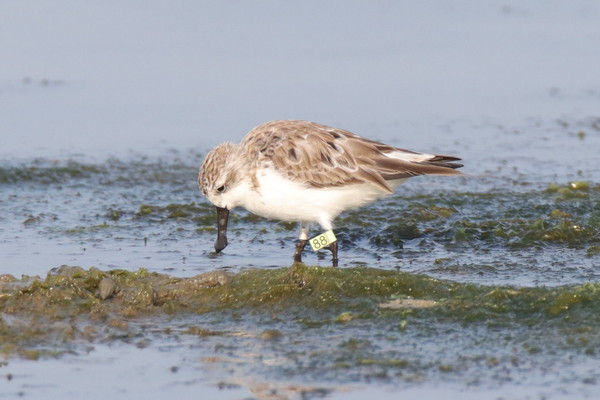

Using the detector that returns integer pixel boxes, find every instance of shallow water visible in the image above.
[2,1,600,399]
[2,117,599,286]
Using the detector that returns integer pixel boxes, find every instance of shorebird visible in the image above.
[198,120,462,266]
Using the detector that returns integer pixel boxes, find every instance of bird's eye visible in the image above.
[217,185,225,193]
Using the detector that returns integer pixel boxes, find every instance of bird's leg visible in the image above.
[293,222,309,263]
[294,240,307,263]
[328,241,339,267]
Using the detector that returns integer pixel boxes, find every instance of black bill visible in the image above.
[215,206,229,253]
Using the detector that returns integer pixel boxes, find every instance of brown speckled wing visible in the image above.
[240,120,462,193]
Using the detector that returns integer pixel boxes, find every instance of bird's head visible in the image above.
[198,142,244,253]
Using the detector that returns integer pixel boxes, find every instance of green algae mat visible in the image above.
[2,263,599,383]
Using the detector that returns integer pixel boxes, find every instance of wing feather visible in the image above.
[240,120,462,192]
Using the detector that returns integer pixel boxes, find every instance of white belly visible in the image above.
[236,169,405,229]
